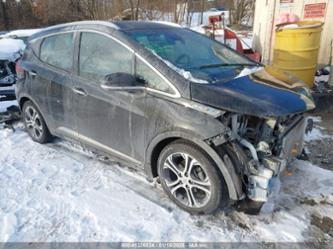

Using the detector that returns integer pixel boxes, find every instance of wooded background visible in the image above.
[0,0,255,31]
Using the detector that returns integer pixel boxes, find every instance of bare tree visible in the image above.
[128,0,141,20]
[230,0,254,25]
[1,0,237,31]
[0,0,9,30]
[173,0,187,23]
[140,0,165,21]
[199,0,205,24]
[185,0,194,26]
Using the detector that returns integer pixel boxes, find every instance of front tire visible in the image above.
[158,140,225,214]
[23,101,52,144]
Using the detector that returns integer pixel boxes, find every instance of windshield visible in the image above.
[126,28,256,82]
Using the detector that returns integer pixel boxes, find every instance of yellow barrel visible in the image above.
[272,21,323,87]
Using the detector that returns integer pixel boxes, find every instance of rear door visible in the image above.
[36,32,76,135]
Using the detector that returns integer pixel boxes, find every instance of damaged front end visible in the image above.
[191,66,316,209]
[0,38,26,87]
[0,60,16,86]
[216,112,312,207]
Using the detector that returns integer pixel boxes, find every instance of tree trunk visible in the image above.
[134,0,141,20]
[200,0,205,25]
[173,0,178,23]
[0,1,9,30]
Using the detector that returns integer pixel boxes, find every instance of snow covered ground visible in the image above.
[0,100,332,242]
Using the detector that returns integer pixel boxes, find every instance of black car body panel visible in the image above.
[191,68,312,118]
[17,21,315,207]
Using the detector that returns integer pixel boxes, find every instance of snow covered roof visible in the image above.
[0,38,26,61]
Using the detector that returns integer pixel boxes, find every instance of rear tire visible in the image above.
[22,101,52,144]
[158,140,226,214]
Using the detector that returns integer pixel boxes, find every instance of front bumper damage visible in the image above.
[243,116,309,203]
[0,60,16,86]
[210,114,312,205]
[248,117,307,202]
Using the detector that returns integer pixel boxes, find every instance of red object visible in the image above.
[243,49,261,62]
[209,15,222,24]
[15,60,25,79]
[212,27,261,61]
[206,14,262,62]
[223,28,244,53]
[276,13,299,25]
[304,3,327,19]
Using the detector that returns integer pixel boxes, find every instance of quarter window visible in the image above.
[79,32,133,81]
[40,33,73,71]
[136,57,174,94]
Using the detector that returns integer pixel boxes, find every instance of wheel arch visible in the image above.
[18,95,53,132]
[145,131,243,201]
[19,96,31,110]
[18,95,45,117]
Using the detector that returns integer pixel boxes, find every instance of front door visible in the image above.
[72,31,145,165]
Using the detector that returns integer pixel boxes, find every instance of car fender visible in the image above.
[17,93,55,132]
[145,130,243,201]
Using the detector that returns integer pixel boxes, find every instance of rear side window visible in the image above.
[40,33,73,71]
[79,32,133,81]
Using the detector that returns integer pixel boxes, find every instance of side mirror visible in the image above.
[101,72,146,91]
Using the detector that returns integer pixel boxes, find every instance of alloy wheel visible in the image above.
[24,106,44,139]
[162,152,212,208]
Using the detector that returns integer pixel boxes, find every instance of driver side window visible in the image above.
[79,32,133,81]
[136,57,174,95]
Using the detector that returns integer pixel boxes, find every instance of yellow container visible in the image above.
[272,21,323,87]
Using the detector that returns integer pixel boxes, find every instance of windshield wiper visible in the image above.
[197,63,257,69]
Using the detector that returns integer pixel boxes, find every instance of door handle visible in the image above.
[28,70,37,77]
[72,87,87,96]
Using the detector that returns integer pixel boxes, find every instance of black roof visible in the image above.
[28,20,181,43]
[112,21,181,31]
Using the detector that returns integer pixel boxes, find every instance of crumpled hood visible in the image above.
[190,66,315,118]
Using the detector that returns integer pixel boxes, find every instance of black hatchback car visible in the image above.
[16,21,315,214]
